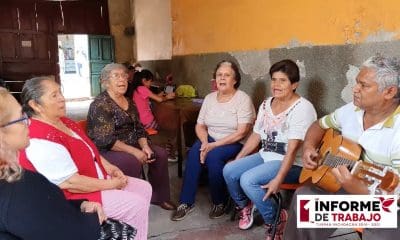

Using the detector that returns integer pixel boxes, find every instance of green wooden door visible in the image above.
[88,35,114,96]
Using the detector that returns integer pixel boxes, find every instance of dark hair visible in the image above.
[132,69,154,92]
[21,76,57,117]
[213,60,241,89]
[121,62,135,71]
[269,59,300,84]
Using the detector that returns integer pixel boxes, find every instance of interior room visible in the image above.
[1,0,399,239]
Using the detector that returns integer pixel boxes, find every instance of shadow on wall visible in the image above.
[306,76,327,117]
[251,79,267,110]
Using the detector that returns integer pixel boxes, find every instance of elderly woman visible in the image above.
[223,60,317,240]
[171,60,256,221]
[0,87,102,239]
[18,77,151,240]
[86,63,175,210]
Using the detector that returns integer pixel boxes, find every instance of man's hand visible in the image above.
[331,165,369,194]
[302,147,319,170]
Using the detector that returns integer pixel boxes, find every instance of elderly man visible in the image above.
[284,55,400,240]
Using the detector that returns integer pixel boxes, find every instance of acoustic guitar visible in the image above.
[299,128,399,194]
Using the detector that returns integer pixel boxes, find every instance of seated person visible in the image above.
[284,55,400,240]
[132,69,177,161]
[124,62,143,99]
[86,63,176,211]
[132,69,175,130]
[171,60,256,221]
[18,77,151,240]
[0,87,101,240]
[123,64,136,99]
[223,59,317,240]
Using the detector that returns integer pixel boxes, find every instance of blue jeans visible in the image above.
[223,152,302,224]
[179,136,243,205]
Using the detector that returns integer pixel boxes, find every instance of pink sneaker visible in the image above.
[265,209,288,240]
[238,202,255,230]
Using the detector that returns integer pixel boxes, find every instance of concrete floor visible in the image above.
[147,162,360,240]
[66,100,361,240]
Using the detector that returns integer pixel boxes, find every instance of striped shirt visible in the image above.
[319,102,400,172]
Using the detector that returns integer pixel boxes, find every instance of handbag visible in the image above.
[99,218,137,240]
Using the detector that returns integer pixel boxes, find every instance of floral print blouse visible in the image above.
[87,91,148,151]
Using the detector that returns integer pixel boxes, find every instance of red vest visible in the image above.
[19,117,107,203]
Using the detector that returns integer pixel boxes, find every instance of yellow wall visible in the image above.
[171,0,400,55]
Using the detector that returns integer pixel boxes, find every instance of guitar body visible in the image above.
[299,128,363,192]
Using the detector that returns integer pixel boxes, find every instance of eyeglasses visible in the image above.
[110,73,129,79]
[0,113,31,128]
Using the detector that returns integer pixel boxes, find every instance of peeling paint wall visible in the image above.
[171,0,400,56]
[172,41,400,117]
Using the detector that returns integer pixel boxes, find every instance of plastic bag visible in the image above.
[175,85,196,97]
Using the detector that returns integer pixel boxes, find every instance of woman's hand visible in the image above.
[100,156,128,184]
[199,142,217,164]
[110,167,125,179]
[261,178,282,201]
[105,164,126,179]
[108,176,128,189]
[80,201,107,224]
[130,147,148,164]
[109,168,128,188]
[142,145,156,164]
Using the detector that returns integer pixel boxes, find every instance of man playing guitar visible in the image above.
[284,55,400,240]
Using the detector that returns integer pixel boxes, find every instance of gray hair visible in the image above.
[100,63,127,89]
[361,55,400,96]
[21,76,57,117]
[0,87,23,182]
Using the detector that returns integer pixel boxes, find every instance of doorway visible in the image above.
[58,34,91,100]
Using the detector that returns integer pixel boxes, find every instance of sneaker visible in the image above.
[167,153,178,162]
[265,209,288,240]
[165,142,178,162]
[209,203,226,219]
[238,202,255,230]
[171,203,195,221]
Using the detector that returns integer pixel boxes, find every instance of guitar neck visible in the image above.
[324,154,399,194]
[324,154,357,169]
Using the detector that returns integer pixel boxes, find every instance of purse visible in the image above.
[99,218,137,240]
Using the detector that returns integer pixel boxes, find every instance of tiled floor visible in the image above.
[66,100,361,240]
